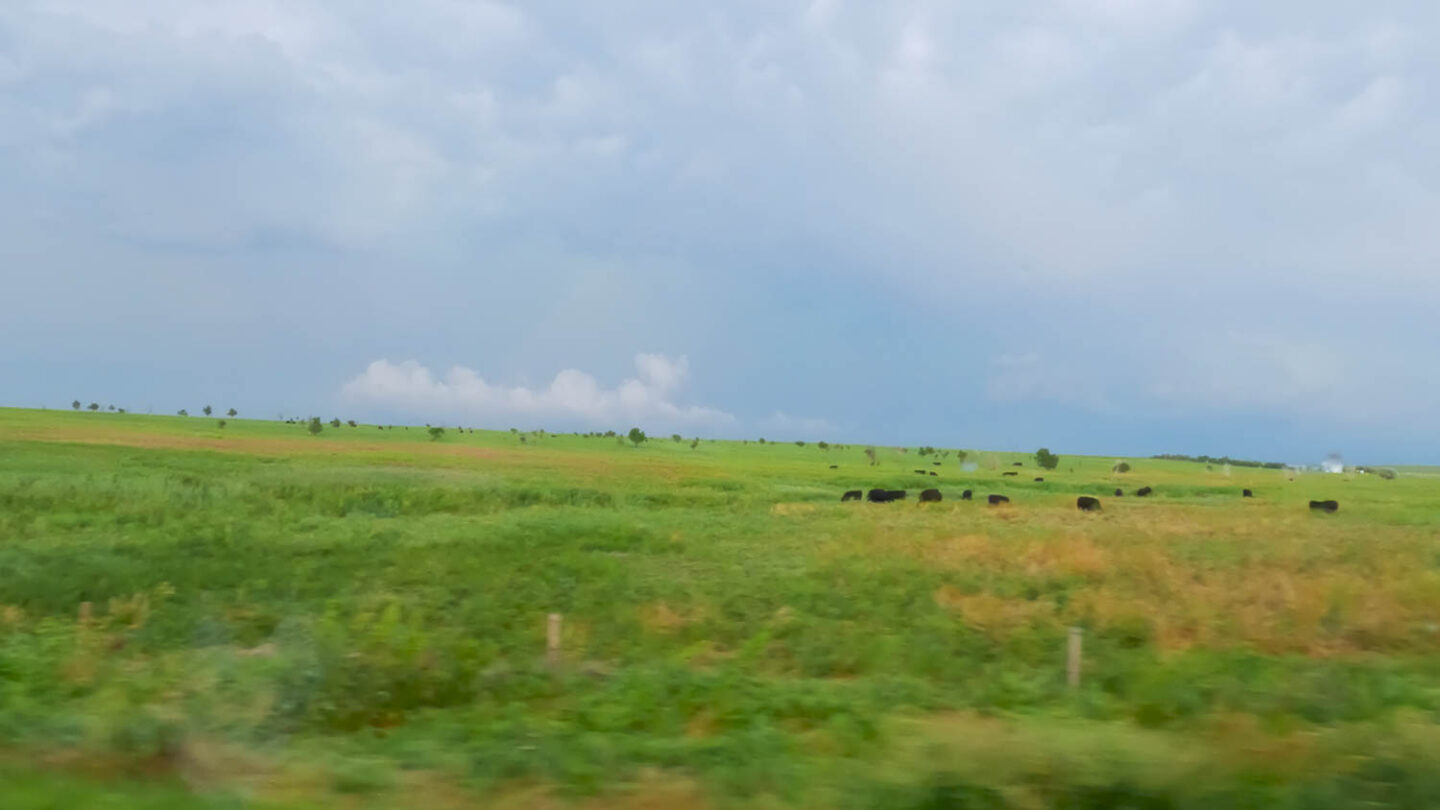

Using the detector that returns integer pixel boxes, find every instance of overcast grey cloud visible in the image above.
[3,0,1438,460]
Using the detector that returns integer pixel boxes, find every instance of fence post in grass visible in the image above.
[547,612,563,668]
[1067,626,1083,690]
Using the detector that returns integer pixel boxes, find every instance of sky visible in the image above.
[3,0,1439,464]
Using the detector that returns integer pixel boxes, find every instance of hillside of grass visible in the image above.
[3,406,1440,808]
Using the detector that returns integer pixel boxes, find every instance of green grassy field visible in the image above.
[3,406,1440,808]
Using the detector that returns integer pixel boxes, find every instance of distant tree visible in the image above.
[690,438,699,449]
[758,438,766,444]
[330,418,341,428]
[107,405,115,411]
[347,420,357,427]
[604,430,616,438]
[672,434,683,442]
[1113,462,1131,474]
[71,400,81,410]
[307,417,322,436]
[1035,448,1060,470]
[202,405,212,416]
[227,408,237,417]
[627,427,647,447]
[955,450,969,464]
[794,440,805,447]
[177,409,188,417]
[117,409,126,414]
[818,441,829,450]
[217,420,227,429]
[428,426,445,441]
[520,436,527,444]
[864,447,877,466]
[87,402,99,411]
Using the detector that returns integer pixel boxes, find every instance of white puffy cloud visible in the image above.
[340,353,736,430]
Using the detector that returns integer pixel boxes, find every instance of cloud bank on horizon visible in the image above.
[342,353,739,433]
[3,0,1440,460]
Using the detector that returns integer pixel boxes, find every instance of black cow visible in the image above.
[1242,489,1253,498]
[919,488,942,503]
[988,494,1010,505]
[1114,488,1123,497]
[1309,499,1339,513]
[841,490,862,502]
[829,465,839,470]
[914,469,928,475]
[1076,496,1102,512]
[961,490,973,500]
[1002,471,1018,477]
[929,471,938,477]
[1012,462,1023,467]
[1136,487,1153,497]
[867,489,907,503]
[933,462,942,466]
[1034,477,1044,482]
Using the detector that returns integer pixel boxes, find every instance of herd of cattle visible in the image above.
[839,484,1342,513]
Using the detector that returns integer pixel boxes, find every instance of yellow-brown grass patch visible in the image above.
[845,503,1440,657]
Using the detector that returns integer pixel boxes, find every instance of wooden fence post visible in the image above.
[1067,626,1083,690]
[547,612,563,668]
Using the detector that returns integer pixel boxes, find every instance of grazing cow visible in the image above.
[868,489,907,503]
[915,469,928,475]
[1012,462,1023,467]
[1114,488,1123,497]
[933,462,942,466]
[919,488,942,503]
[961,490,973,500]
[1136,487,1153,497]
[1002,471,1018,477]
[1034,477,1044,482]
[1242,489,1253,498]
[1309,499,1339,513]
[829,465,838,469]
[987,494,1010,505]
[1076,496,1102,512]
[929,471,938,477]
[841,490,862,502]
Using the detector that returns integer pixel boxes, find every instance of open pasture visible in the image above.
[3,407,1440,808]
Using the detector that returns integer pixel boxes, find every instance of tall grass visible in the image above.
[3,408,1440,807]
